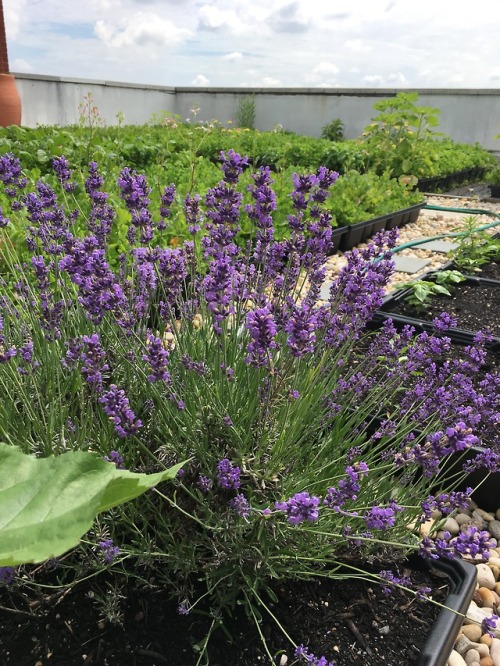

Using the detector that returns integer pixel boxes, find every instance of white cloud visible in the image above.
[222,52,243,62]
[4,0,26,39]
[262,76,281,86]
[313,62,339,76]
[305,61,340,86]
[192,73,210,86]
[344,39,370,53]
[362,74,384,87]
[198,5,243,32]
[11,58,34,73]
[267,2,309,34]
[387,72,408,85]
[95,12,191,49]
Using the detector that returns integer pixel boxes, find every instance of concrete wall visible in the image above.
[174,88,500,152]
[12,74,500,152]
[14,74,176,127]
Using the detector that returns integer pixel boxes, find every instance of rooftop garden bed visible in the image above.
[0,146,499,664]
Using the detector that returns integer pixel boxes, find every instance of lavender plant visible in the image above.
[0,149,499,663]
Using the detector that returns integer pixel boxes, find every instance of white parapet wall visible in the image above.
[14,74,176,127]
[12,73,500,153]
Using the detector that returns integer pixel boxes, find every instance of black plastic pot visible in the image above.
[417,558,477,666]
[490,185,500,199]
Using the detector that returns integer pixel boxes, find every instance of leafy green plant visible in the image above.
[362,92,441,178]
[324,169,423,227]
[0,443,183,566]
[487,164,500,186]
[234,94,256,130]
[320,118,344,142]
[400,270,466,308]
[450,216,500,272]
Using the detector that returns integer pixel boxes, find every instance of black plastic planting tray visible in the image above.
[417,167,488,193]
[332,202,425,254]
[372,273,500,350]
[416,558,477,666]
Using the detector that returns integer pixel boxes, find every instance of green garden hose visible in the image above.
[389,203,500,254]
[423,204,499,217]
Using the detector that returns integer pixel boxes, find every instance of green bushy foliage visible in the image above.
[320,118,344,142]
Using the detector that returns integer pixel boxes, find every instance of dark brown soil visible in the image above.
[0,564,449,666]
[386,281,500,338]
[475,261,500,281]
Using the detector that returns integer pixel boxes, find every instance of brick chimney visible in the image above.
[0,0,22,126]
[0,0,9,74]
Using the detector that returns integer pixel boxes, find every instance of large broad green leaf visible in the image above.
[0,443,184,566]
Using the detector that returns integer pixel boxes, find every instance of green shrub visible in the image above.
[320,118,344,142]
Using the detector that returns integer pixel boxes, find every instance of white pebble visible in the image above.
[465,649,480,665]
[476,563,496,590]
[491,637,500,666]
[448,650,467,666]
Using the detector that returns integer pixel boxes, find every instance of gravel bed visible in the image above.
[444,499,500,666]
[323,194,500,295]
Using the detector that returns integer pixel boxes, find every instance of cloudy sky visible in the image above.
[5,0,500,89]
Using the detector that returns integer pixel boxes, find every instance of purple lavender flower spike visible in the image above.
[379,569,412,595]
[364,506,397,531]
[275,492,320,526]
[216,459,241,490]
[59,237,127,324]
[0,567,15,585]
[103,450,125,469]
[219,149,249,184]
[197,475,213,493]
[159,183,176,230]
[177,601,190,616]
[99,385,143,438]
[24,181,74,255]
[142,334,171,383]
[117,168,153,244]
[85,162,116,244]
[0,206,10,228]
[420,526,494,561]
[295,644,336,666]
[482,615,499,638]
[80,333,109,392]
[230,493,251,518]
[0,152,27,198]
[52,156,77,192]
[184,194,203,234]
[285,304,318,357]
[98,539,120,563]
[30,255,64,339]
[245,305,277,366]
[323,463,369,509]
[245,166,277,265]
